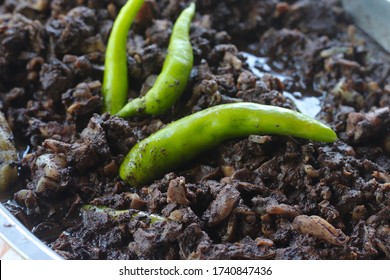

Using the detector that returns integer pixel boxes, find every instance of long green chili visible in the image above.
[82,205,165,224]
[116,2,195,118]
[102,0,145,115]
[119,102,337,188]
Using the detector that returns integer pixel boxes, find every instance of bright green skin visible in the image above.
[120,102,338,188]
[116,3,195,118]
[102,0,145,115]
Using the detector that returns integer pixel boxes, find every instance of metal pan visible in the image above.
[341,0,390,53]
[0,0,389,260]
[0,204,62,259]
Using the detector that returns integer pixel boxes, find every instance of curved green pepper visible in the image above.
[102,0,145,115]
[120,102,337,188]
[116,2,195,118]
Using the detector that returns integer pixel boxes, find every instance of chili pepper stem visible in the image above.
[117,96,146,117]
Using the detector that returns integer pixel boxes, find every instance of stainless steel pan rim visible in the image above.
[0,0,389,261]
[0,204,62,260]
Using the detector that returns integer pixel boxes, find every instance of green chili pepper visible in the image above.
[116,3,195,118]
[119,102,337,187]
[102,0,145,115]
[82,205,165,224]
